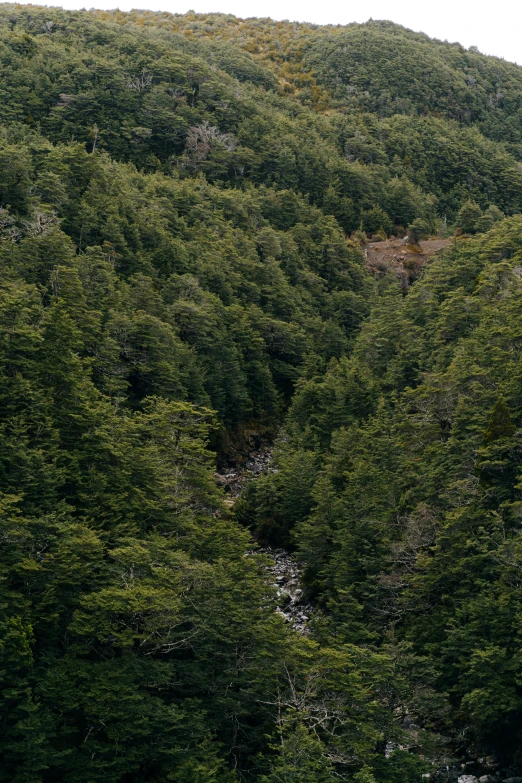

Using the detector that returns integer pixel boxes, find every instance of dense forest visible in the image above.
[1,4,522,782]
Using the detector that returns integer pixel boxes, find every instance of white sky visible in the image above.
[16,0,522,65]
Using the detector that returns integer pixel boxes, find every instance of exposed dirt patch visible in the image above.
[364,238,451,288]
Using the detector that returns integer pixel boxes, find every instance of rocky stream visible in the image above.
[216,445,314,634]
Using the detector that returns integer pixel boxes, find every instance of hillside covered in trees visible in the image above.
[1,4,522,782]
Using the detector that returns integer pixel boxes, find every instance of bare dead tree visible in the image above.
[183,121,238,169]
[127,70,154,92]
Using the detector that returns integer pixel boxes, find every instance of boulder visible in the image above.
[479,777,497,783]
[458,776,479,783]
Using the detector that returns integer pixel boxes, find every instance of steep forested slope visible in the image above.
[1,4,522,782]
[245,220,522,769]
[3,4,522,230]
[115,12,522,144]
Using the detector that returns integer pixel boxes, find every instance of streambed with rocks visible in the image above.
[216,445,314,634]
[249,546,314,634]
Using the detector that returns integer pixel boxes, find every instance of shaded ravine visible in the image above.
[215,445,512,783]
[216,446,314,634]
[216,451,516,781]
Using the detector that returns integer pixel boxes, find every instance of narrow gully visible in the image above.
[216,445,314,634]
